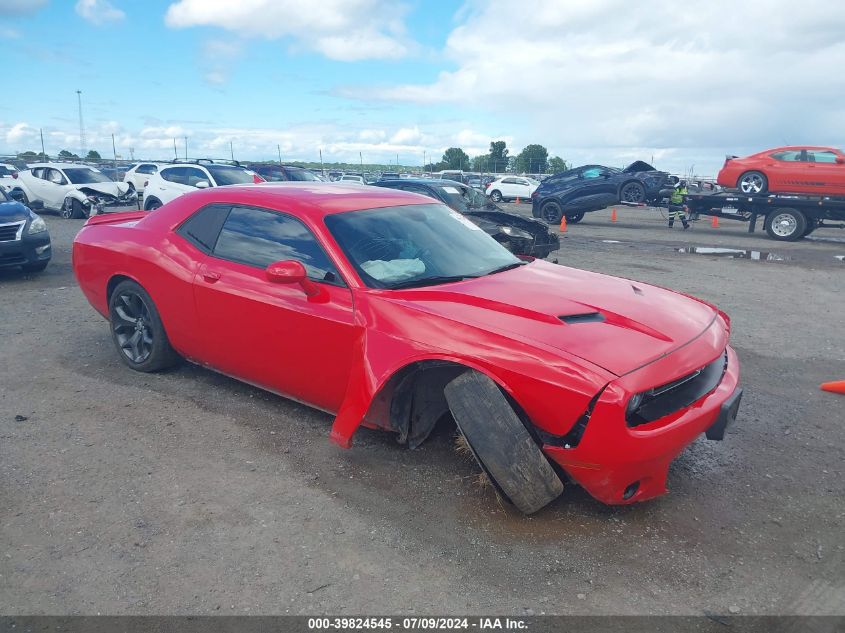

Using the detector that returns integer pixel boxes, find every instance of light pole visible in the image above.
[76,90,86,158]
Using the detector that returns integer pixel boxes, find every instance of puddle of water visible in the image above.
[678,247,790,261]
[602,240,622,243]
[836,255,845,262]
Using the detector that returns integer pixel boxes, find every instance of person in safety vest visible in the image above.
[668,180,690,229]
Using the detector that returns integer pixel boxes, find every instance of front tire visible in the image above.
[61,198,87,219]
[108,280,180,372]
[620,181,646,204]
[738,171,768,195]
[765,208,806,241]
[444,371,564,514]
[489,190,502,203]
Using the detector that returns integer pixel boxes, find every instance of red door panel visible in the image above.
[192,258,358,413]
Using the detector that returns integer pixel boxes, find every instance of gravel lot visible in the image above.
[1,204,843,616]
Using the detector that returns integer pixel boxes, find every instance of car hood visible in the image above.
[377,259,719,376]
[624,161,658,173]
[463,208,552,236]
[0,199,30,222]
[76,182,130,197]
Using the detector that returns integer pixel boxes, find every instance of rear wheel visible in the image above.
[444,370,564,514]
[738,171,768,195]
[765,208,806,241]
[144,197,162,211]
[108,280,180,372]
[489,190,502,203]
[620,181,646,204]
[566,212,585,224]
[540,201,562,223]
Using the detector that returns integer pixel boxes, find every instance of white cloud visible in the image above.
[348,0,845,174]
[75,0,125,25]
[165,0,412,61]
[0,120,504,166]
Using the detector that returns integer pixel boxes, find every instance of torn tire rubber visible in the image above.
[444,371,564,514]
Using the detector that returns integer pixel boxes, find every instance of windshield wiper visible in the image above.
[484,261,527,276]
[388,275,479,290]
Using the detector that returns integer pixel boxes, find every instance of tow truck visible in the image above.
[683,190,845,241]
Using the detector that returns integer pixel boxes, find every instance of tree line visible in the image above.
[425,142,570,174]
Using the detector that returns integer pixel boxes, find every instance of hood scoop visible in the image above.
[559,312,605,324]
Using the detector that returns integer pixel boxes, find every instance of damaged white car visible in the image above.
[18,163,138,219]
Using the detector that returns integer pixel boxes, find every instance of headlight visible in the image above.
[28,213,47,234]
[499,225,533,240]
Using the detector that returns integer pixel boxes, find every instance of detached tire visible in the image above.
[108,280,180,372]
[765,208,806,241]
[444,371,564,514]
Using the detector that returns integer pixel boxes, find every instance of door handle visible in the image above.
[202,271,221,283]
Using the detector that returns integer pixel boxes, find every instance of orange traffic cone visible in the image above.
[820,380,845,394]
[711,215,719,228]
[515,197,521,205]
[610,208,617,223]
[559,216,567,233]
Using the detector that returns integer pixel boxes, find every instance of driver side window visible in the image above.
[184,167,209,187]
[212,206,342,284]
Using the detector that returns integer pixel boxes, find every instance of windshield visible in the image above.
[437,183,487,211]
[288,169,320,181]
[205,165,256,185]
[63,168,113,184]
[325,203,519,289]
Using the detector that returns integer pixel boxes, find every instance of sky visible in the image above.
[0,0,844,176]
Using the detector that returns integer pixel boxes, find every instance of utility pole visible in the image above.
[129,147,135,161]
[40,128,46,160]
[173,138,178,160]
[319,149,324,176]
[423,150,426,173]
[277,144,283,169]
[184,136,188,160]
[359,151,363,171]
[76,90,86,158]
[111,134,117,168]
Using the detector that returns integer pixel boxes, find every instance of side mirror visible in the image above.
[265,260,320,297]
[195,180,210,189]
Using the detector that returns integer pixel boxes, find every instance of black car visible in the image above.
[531,161,671,224]
[0,186,51,273]
[373,178,559,259]
[248,164,323,182]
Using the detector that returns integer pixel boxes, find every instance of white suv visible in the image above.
[485,176,539,202]
[142,163,261,210]
[123,162,163,193]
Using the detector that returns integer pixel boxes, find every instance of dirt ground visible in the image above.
[1,204,843,616]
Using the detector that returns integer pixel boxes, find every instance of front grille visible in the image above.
[0,252,26,264]
[626,351,728,427]
[0,221,24,242]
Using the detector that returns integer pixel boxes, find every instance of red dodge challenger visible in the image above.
[73,184,742,514]
[717,145,845,195]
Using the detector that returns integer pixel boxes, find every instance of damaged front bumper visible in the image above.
[83,190,139,215]
[543,340,741,506]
